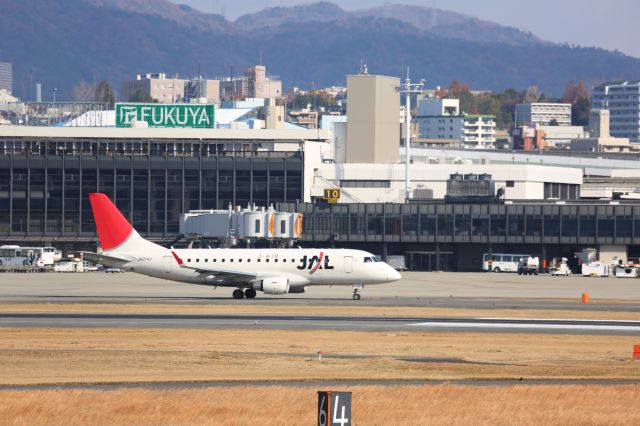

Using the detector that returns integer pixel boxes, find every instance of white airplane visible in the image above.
[83,193,401,300]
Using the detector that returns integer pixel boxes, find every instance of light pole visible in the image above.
[397,71,425,202]
[53,88,58,103]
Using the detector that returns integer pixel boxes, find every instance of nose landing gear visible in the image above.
[352,284,363,301]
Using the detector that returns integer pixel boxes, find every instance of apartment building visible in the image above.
[120,73,185,103]
[416,98,495,149]
[462,115,496,149]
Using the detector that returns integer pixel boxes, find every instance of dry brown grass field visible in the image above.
[1,385,639,425]
[1,328,639,385]
[1,302,639,320]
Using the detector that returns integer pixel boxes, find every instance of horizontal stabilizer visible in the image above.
[81,252,132,268]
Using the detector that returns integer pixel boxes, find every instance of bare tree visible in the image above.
[525,85,539,102]
[72,80,96,102]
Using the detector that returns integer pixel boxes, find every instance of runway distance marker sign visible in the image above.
[318,391,351,426]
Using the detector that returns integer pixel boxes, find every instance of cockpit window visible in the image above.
[364,257,372,263]
[364,256,382,263]
[372,256,382,262]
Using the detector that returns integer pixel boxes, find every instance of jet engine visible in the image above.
[253,277,289,295]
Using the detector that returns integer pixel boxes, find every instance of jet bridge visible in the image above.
[179,204,303,247]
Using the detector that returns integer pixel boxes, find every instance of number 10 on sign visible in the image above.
[318,391,352,426]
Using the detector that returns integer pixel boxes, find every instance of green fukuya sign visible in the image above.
[116,103,215,128]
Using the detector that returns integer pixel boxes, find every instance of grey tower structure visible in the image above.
[0,62,12,94]
[592,81,640,142]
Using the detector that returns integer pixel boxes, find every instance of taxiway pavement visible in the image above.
[0,271,639,311]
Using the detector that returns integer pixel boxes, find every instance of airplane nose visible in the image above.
[388,267,402,282]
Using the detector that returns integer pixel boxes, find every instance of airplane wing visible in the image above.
[171,251,258,282]
[81,252,133,268]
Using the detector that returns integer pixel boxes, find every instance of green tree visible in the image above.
[572,98,591,126]
[549,118,559,126]
[129,89,156,103]
[94,80,115,108]
[287,91,336,110]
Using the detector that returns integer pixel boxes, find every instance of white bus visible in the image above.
[483,253,531,273]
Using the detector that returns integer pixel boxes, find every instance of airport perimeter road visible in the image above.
[0,271,640,307]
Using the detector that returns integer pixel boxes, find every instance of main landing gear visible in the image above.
[232,288,257,299]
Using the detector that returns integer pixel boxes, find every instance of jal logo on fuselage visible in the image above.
[297,252,334,274]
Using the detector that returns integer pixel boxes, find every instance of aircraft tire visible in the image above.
[232,289,244,299]
[245,289,257,299]
[352,293,361,301]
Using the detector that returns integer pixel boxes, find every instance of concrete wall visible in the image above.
[264,80,282,98]
[599,244,627,265]
[346,74,400,163]
[205,80,220,102]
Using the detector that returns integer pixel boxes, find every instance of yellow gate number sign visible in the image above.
[323,189,340,203]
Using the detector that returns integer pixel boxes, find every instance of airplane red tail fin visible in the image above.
[89,193,134,251]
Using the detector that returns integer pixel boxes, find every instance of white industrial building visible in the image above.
[537,125,585,147]
[515,102,572,127]
[308,161,582,204]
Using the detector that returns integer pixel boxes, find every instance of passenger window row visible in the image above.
[185,258,295,264]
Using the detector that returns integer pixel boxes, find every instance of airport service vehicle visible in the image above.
[581,262,610,277]
[550,257,571,276]
[615,265,639,278]
[517,256,539,275]
[483,253,532,273]
[83,193,401,300]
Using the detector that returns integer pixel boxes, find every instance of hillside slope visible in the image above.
[0,0,638,100]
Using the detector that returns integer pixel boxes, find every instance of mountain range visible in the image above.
[1,0,639,101]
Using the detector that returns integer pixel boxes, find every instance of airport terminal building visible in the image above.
[0,126,313,250]
[2,124,640,271]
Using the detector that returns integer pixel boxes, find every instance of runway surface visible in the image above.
[2,312,640,335]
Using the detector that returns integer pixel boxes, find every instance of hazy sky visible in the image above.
[173,0,640,58]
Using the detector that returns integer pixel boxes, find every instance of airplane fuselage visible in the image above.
[124,247,398,290]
